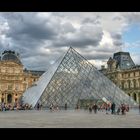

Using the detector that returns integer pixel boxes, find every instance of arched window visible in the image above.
[138,79,140,88]
[8,84,13,90]
[128,80,131,89]
[7,94,12,103]
[133,79,136,88]
[121,81,125,89]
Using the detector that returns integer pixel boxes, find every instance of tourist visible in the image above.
[94,104,98,114]
[40,104,42,110]
[56,105,59,111]
[89,105,92,113]
[116,106,121,115]
[37,103,40,110]
[121,104,126,115]
[111,102,116,114]
[105,103,109,114]
[1,102,5,111]
[64,103,67,110]
[50,104,53,112]
[75,104,80,110]
[126,104,129,112]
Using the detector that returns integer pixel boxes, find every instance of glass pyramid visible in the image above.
[22,47,137,108]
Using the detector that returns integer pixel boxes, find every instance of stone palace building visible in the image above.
[100,51,140,103]
[0,50,44,105]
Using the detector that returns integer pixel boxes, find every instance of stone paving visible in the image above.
[0,109,140,128]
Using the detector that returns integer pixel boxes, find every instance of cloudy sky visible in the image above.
[0,12,140,71]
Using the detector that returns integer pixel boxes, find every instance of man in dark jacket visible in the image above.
[111,102,116,114]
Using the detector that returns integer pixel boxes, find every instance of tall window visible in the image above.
[15,84,19,91]
[128,80,131,89]
[138,79,140,88]
[121,81,125,89]
[7,94,12,103]
[133,79,136,88]
[8,84,13,90]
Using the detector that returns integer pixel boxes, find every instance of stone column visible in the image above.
[136,79,139,88]
[136,93,139,103]
[5,93,7,104]
[138,93,140,104]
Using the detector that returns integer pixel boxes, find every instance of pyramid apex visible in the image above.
[69,46,73,49]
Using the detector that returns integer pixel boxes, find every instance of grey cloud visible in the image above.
[121,12,140,24]
[52,25,103,48]
[4,13,57,40]
[111,32,123,47]
[61,22,76,33]
[82,15,101,25]
[83,52,113,60]
[113,40,123,46]
[111,33,122,40]
[113,16,123,21]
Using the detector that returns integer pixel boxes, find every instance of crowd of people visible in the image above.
[49,103,68,112]
[0,102,33,111]
[88,104,98,114]
[0,101,138,115]
[83,102,130,115]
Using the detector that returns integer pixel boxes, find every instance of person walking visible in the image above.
[89,105,92,113]
[94,104,98,114]
[50,104,53,112]
[121,104,126,115]
[116,106,121,115]
[65,103,67,110]
[111,102,116,114]
[37,103,40,110]
[105,103,109,114]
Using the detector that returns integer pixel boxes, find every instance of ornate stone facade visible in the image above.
[100,51,140,103]
[0,50,44,105]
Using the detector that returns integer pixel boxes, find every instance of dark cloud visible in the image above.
[4,13,57,40]
[113,40,123,46]
[52,25,103,48]
[82,15,101,25]
[111,33,122,40]
[111,33,123,46]
[61,22,76,33]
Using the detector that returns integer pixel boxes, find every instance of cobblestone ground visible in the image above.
[0,109,140,128]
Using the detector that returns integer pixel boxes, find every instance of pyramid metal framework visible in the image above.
[22,47,137,108]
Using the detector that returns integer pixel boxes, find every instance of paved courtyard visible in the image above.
[0,109,140,128]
